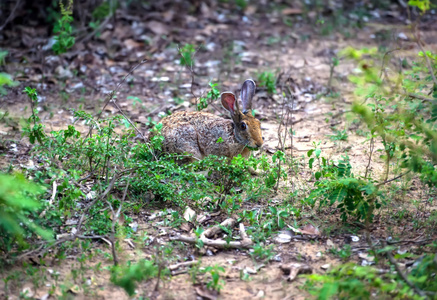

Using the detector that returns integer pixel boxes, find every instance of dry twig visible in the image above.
[0,0,22,32]
[171,219,253,249]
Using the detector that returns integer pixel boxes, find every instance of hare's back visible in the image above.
[161,111,222,127]
[160,111,237,158]
[161,111,232,140]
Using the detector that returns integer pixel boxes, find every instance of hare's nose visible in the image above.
[256,142,263,148]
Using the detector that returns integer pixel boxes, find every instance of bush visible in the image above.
[0,173,52,252]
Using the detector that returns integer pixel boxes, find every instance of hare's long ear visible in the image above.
[221,92,239,115]
[240,79,256,114]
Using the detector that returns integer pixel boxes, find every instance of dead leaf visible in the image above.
[196,213,210,224]
[123,39,143,50]
[282,8,303,15]
[195,286,218,300]
[183,206,196,222]
[280,263,312,282]
[21,286,34,298]
[274,231,292,244]
[147,21,169,36]
[69,285,81,294]
[245,5,257,15]
[180,222,192,232]
[358,252,375,262]
[124,239,135,249]
[288,224,320,236]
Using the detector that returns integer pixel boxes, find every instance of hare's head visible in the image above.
[221,79,263,150]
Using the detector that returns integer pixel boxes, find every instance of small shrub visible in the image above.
[304,147,383,222]
[257,71,277,94]
[52,0,75,55]
[0,173,52,252]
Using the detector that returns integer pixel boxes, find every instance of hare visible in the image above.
[157,79,263,161]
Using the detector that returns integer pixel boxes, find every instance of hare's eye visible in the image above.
[241,122,247,130]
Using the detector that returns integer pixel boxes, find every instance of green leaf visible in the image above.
[318,282,339,300]
[309,157,315,169]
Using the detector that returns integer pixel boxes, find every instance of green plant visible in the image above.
[89,0,118,37]
[349,47,437,188]
[304,251,437,300]
[257,71,277,94]
[249,243,275,262]
[0,49,7,65]
[201,265,225,292]
[192,154,261,209]
[408,0,430,13]
[179,43,196,67]
[110,259,164,296]
[0,72,18,95]
[197,82,220,111]
[52,0,75,55]
[22,87,47,145]
[234,0,247,10]
[263,150,287,189]
[0,51,19,95]
[329,129,348,141]
[329,244,352,261]
[304,146,383,222]
[0,173,52,253]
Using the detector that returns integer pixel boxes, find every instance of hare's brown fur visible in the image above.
[156,79,263,161]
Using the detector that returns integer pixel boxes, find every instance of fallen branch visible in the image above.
[171,221,253,249]
[386,250,427,298]
[201,218,236,239]
[169,260,199,271]
[376,171,411,187]
[280,263,312,282]
[0,0,22,32]
[407,93,436,102]
[170,235,252,249]
[413,27,437,88]
[386,238,433,245]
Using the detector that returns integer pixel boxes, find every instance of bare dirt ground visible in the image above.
[1,1,437,299]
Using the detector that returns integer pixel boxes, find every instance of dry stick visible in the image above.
[286,84,296,193]
[106,180,129,266]
[386,238,433,245]
[201,218,236,239]
[0,0,21,32]
[274,79,290,192]
[153,248,165,294]
[172,219,253,249]
[77,158,101,183]
[170,235,252,249]
[77,14,112,44]
[110,100,146,141]
[364,137,375,179]
[386,249,427,298]
[83,58,157,161]
[177,44,203,109]
[238,223,252,247]
[98,59,148,119]
[110,100,157,161]
[76,169,120,232]
[87,59,148,140]
[379,48,401,80]
[407,93,435,102]
[413,27,437,88]
[376,170,411,188]
[169,260,199,271]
